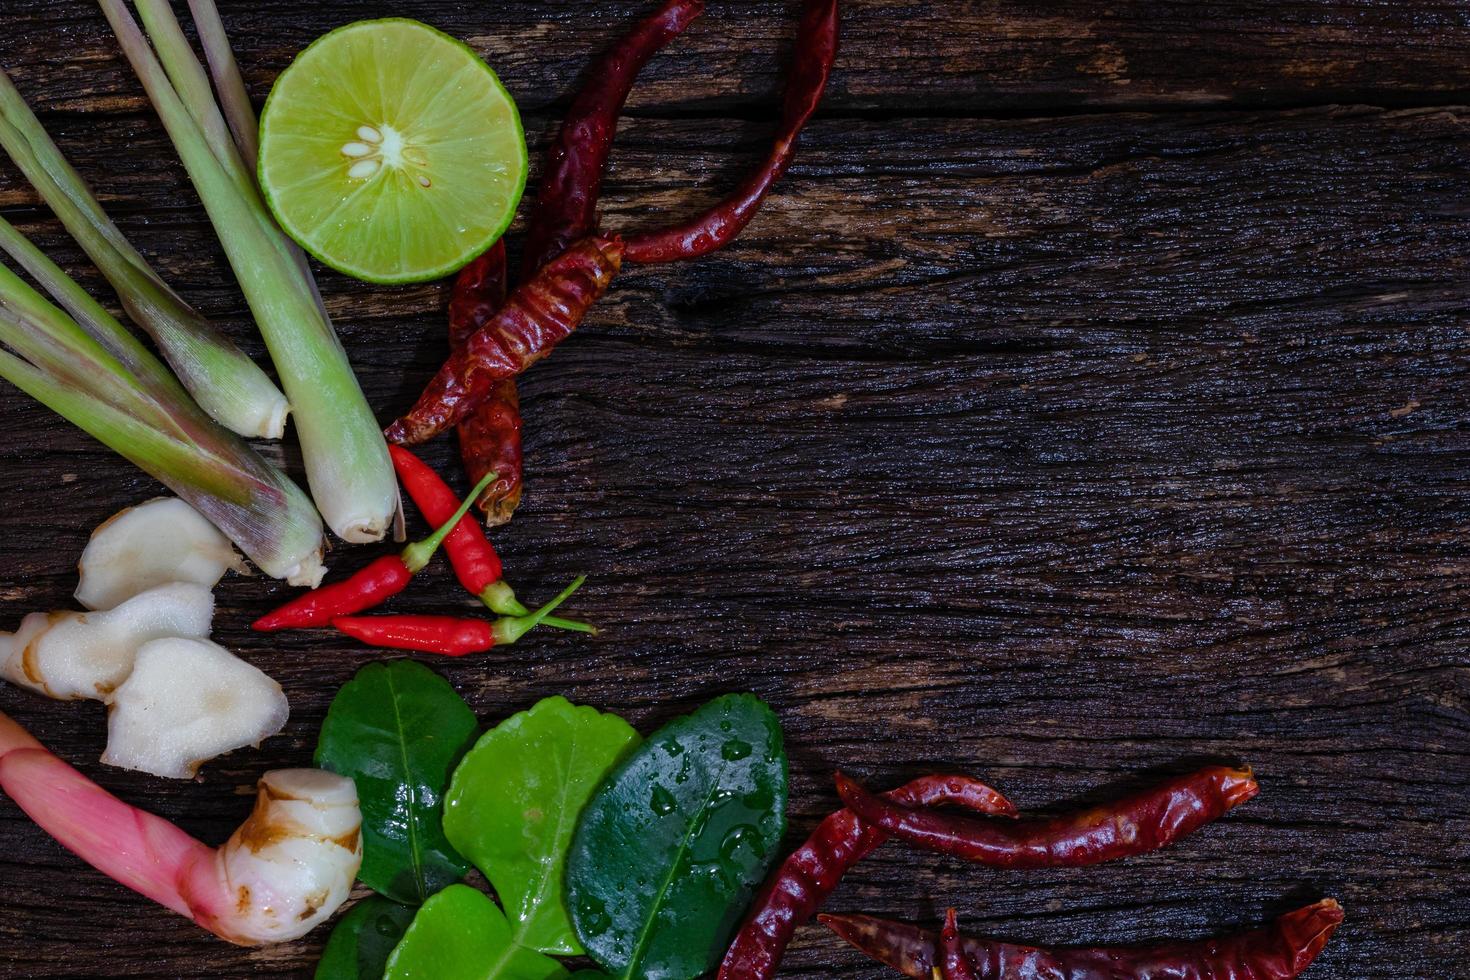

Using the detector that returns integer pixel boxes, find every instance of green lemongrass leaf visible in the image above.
[0,72,289,438]
[100,0,395,542]
[0,346,246,503]
[131,0,254,198]
[444,697,640,956]
[567,694,789,980]
[384,885,568,980]
[0,215,182,400]
[317,661,479,905]
[316,896,416,980]
[184,0,258,166]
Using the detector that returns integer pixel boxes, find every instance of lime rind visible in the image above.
[257,18,527,285]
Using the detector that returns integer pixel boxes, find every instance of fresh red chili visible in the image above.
[387,235,625,446]
[821,900,1344,980]
[834,766,1259,869]
[623,0,839,264]
[521,0,706,277]
[388,444,514,611]
[449,242,524,524]
[332,575,587,655]
[717,774,1016,980]
[251,470,496,631]
[940,909,978,980]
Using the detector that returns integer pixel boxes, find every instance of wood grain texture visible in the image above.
[1,1,1468,978]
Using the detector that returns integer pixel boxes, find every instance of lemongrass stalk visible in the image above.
[99,0,396,543]
[0,232,326,584]
[185,0,259,167]
[180,0,330,321]
[0,70,289,439]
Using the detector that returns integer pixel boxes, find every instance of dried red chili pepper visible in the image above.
[939,909,978,980]
[522,0,706,277]
[623,0,840,264]
[821,899,1344,979]
[332,575,586,655]
[387,235,624,446]
[717,774,1016,980]
[457,379,522,524]
[252,471,496,631]
[449,242,524,523]
[834,766,1258,869]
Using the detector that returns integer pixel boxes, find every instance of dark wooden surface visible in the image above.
[1,1,1468,977]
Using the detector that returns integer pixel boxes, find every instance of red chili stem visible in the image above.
[940,910,978,980]
[821,900,1344,980]
[521,0,706,277]
[623,0,840,264]
[834,766,1259,869]
[252,471,496,631]
[386,235,624,445]
[716,775,1015,980]
[332,574,588,655]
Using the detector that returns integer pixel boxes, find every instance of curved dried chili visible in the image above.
[835,766,1258,868]
[623,0,840,263]
[717,774,1015,980]
[822,900,1344,980]
[523,0,706,277]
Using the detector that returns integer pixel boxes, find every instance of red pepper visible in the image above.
[623,0,839,264]
[834,766,1258,868]
[821,900,1344,979]
[717,775,1016,980]
[332,575,586,655]
[449,243,524,524]
[386,445,594,633]
[457,378,522,525]
[386,236,624,445]
[521,0,706,277]
[251,470,497,631]
[939,909,978,980]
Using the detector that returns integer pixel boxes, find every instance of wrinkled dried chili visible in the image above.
[939,909,979,980]
[523,0,706,277]
[717,774,1016,980]
[822,900,1344,980]
[623,0,840,263]
[835,766,1258,869]
[387,236,624,445]
[448,242,523,522]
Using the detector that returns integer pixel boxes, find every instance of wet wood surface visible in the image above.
[1,2,1468,977]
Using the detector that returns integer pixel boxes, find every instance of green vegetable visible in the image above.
[0,215,325,584]
[257,18,528,285]
[98,0,397,543]
[315,896,416,980]
[384,885,568,980]
[316,660,478,904]
[444,697,640,956]
[566,694,788,980]
[0,68,289,440]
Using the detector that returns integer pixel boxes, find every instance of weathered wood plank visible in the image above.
[1,97,1468,976]
[6,1,1470,118]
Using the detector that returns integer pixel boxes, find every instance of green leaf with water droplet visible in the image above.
[565,694,788,980]
[316,660,479,905]
[444,696,640,956]
[384,885,569,980]
[316,896,416,980]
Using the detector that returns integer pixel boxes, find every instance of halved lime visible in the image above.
[257,19,527,285]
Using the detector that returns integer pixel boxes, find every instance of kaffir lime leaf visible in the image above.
[258,18,527,284]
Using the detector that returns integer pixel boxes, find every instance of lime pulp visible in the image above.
[257,19,528,284]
